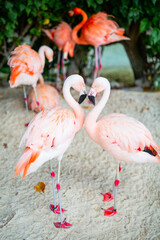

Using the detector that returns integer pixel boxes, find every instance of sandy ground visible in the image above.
[0,85,160,240]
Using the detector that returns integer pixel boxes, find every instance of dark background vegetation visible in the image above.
[0,0,160,89]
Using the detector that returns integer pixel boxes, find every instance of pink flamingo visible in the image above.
[8,43,54,124]
[69,7,129,79]
[14,74,87,228]
[85,77,160,216]
[28,83,60,112]
[42,22,75,88]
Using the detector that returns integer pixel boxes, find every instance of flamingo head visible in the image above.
[63,74,87,104]
[88,77,111,105]
[69,7,81,16]
[42,28,54,42]
[44,46,54,63]
[63,40,75,59]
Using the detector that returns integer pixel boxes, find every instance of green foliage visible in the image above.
[0,0,160,88]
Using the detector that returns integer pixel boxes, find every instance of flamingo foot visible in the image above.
[54,219,72,229]
[24,122,29,127]
[102,207,117,217]
[50,204,66,214]
[101,192,114,202]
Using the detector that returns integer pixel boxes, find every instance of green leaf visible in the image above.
[152,0,157,5]
[5,1,13,9]
[8,10,18,22]
[26,7,31,15]
[28,18,33,24]
[96,0,103,4]
[19,4,25,12]
[151,28,160,44]
[140,18,151,33]
[0,17,6,24]
[0,67,10,74]
[87,0,97,9]
[30,27,41,36]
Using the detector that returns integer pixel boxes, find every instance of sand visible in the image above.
[0,85,160,240]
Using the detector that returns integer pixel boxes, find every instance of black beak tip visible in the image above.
[88,95,95,105]
[48,61,53,69]
[78,93,87,104]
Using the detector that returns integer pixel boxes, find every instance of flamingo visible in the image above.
[85,77,160,216]
[28,83,60,112]
[69,7,129,79]
[14,74,87,228]
[8,43,54,125]
[42,22,75,89]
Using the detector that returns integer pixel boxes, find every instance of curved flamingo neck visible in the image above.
[63,79,85,133]
[85,82,110,138]
[72,9,88,45]
[38,46,47,68]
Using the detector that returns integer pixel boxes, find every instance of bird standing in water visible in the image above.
[85,77,160,216]
[8,43,53,124]
[43,22,75,89]
[14,74,87,228]
[69,7,129,79]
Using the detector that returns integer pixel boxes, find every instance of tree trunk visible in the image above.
[122,21,147,80]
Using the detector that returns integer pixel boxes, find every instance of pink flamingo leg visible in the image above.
[102,163,121,216]
[94,47,98,79]
[33,86,41,112]
[98,46,102,77]
[54,158,72,229]
[56,50,61,89]
[50,161,57,210]
[23,86,30,127]
[50,160,66,215]
[62,53,66,81]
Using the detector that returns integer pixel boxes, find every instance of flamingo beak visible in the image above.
[88,95,95,105]
[78,89,87,104]
[63,52,68,60]
[69,10,74,17]
[48,61,53,69]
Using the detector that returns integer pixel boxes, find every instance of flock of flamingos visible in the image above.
[7,7,160,229]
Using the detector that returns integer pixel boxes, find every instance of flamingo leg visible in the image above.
[50,160,66,215]
[94,46,98,79]
[50,160,57,209]
[57,159,63,224]
[113,163,120,211]
[33,85,41,112]
[102,163,121,216]
[62,53,66,81]
[56,50,61,90]
[98,46,102,77]
[54,158,72,229]
[23,86,30,126]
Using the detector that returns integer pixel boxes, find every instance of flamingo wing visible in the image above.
[97,113,156,153]
[20,107,76,151]
[81,13,121,46]
[8,43,43,75]
[53,22,73,50]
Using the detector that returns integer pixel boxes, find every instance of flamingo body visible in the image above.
[90,113,160,164]
[28,83,59,112]
[17,108,75,177]
[70,8,129,79]
[14,74,86,179]
[70,8,129,47]
[43,22,75,58]
[8,43,53,88]
[85,77,160,215]
[85,77,160,164]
